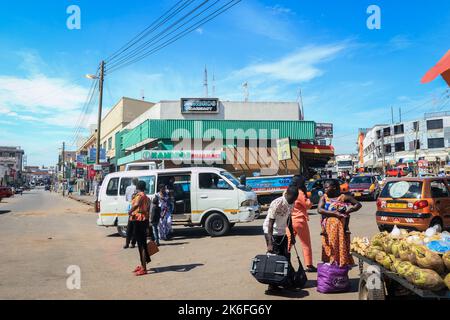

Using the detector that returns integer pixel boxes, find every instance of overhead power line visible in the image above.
[106,0,241,74]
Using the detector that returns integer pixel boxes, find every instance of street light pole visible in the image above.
[96,61,105,166]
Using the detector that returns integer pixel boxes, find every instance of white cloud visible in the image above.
[195,28,203,35]
[266,5,294,15]
[388,35,413,51]
[233,44,347,82]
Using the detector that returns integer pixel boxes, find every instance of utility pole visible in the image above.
[413,123,420,177]
[399,107,402,123]
[62,142,65,197]
[391,106,394,124]
[381,134,386,175]
[95,61,105,166]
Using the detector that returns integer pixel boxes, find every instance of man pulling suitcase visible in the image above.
[252,186,304,293]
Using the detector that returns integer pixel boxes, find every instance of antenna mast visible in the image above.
[204,66,208,98]
[243,82,249,102]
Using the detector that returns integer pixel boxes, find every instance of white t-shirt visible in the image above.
[125,185,137,202]
[263,196,293,236]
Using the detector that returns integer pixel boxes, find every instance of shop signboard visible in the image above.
[181,98,219,113]
[315,123,334,138]
[88,148,107,164]
[142,150,224,161]
[276,138,292,161]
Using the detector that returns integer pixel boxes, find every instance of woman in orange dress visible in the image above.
[317,180,361,267]
[287,175,316,272]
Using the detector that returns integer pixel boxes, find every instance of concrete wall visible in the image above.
[100,98,154,159]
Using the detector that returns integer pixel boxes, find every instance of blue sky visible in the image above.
[1,0,450,166]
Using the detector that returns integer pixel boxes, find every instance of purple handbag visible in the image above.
[317,263,351,293]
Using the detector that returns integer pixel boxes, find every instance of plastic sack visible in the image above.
[390,225,401,239]
[317,263,351,293]
[426,241,450,254]
[425,226,438,237]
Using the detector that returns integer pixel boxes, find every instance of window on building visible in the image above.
[394,124,404,135]
[384,144,392,153]
[108,137,113,150]
[409,140,420,151]
[428,138,445,149]
[427,119,443,130]
[376,130,381,139]
[413,121,419,132]
[383,127,391,136]
[394,142,405,152]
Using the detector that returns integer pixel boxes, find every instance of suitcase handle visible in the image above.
[274,261,289,276]
[250,258,260,274]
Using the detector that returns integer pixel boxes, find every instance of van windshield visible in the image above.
[350,176,373,184]
[221,171,250,191]
[380,181,423,199]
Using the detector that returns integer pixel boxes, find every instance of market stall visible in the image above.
[351,228,450,300]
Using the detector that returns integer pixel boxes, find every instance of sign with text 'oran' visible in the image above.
[142,150,224,161]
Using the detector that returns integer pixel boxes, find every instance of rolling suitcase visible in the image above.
[250,254,291,287]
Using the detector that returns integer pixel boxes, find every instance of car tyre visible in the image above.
[205,213,230,237]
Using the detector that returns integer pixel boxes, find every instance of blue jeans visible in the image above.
[152,223,160,244]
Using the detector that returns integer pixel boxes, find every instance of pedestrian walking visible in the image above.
[124,178,138,249]
[262,185,299,293]
[128,181,151,276]
[158,184,171,241]
[317,180,361,267]
[286,175,317,273]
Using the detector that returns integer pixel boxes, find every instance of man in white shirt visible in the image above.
[124,178,139,249]
[262,185,299,293]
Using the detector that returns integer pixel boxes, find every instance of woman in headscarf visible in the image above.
[287,175,316,272]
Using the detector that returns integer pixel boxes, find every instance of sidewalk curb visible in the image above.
[67,195,95,207]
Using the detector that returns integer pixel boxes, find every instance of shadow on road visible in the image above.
[0,210,11,215]
[158,242,189,247]
[171,225,264,240]
[264,288,310,299]
[149,263,204,274]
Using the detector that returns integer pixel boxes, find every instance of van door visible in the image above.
[100,177,120,225]
[194,172,238,216]
[430,180,450,228]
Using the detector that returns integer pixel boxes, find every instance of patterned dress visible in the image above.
[321,194,354,267]
[158,192,171,240]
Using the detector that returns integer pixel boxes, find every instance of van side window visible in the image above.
[106,178,119,196]
[119,178,132,196]
[430,181,449,198]
[199,173,233,190]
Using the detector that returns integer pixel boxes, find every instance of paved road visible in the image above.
[0,188,379,300]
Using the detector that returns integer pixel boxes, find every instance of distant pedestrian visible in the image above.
[124,178,139,249]
[128,181,151,276]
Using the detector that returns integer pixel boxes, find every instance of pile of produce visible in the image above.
[351,227,450,292]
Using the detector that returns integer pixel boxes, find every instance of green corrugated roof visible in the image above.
[120,119,316,153]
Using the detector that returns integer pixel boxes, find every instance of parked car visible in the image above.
[376,177,450,232]
[45,184,51,191]
[0,187,13,198]
[349,174,381,201]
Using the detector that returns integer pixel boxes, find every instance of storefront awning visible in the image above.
[421,50,450,86]
[298,143,335,155]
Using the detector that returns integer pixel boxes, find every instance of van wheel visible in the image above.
[430,218,443,232]
[205,213,230,237]
[117,226,127,238]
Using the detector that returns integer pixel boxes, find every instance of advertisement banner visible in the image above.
[315,123,334,138]
[276,138,292,161]
[88,148,107,164]
[142,150,224,161]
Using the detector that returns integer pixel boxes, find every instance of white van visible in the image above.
[97,167,259,237]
